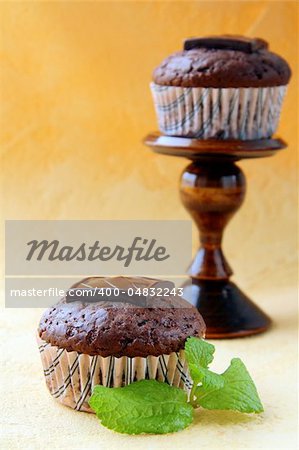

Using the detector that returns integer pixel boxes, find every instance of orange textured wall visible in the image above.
[0,1,297,291]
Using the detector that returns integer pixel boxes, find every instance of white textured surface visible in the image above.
[0,284,297,450]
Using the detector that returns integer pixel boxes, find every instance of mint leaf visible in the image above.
[185,336,215,369]
[195,358,264,413]
[189,363,225,390]
[89,380,193,435]
[185,338,263,414]
[90,338,263,436]
[185,337,215,385]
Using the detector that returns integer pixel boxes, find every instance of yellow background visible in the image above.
[0,1,298,292]
[0,2,298,449]
[0,0,297,292]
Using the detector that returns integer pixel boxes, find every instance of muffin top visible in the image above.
[38,276,206,357]
[153,35,291,88]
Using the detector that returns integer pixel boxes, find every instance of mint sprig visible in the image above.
[195,358,263,413]
[185,337,264,413]
[89,338,263,434]
[89,379,193,434]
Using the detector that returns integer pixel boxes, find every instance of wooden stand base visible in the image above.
[182,279,271,338]
[144,133,286,339]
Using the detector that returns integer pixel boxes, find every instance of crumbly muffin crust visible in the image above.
[153,36,291,88]
[38,277,206,357]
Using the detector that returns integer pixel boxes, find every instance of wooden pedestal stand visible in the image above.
[144,133,286,338]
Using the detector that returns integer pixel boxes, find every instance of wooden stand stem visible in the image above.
[181,161,245,280]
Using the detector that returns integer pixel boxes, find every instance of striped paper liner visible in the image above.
[150,83,287,140]
[37,334,192,413]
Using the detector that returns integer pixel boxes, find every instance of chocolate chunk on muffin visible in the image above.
[37,276,206,412]
[151,35,291,139]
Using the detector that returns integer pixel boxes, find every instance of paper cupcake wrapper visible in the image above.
[150,83,287,140]
[37,335,192,413]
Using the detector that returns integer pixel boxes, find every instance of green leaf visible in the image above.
[195,358,264,413]
[185,337,215,385]
[189,363,225,390]
[185,336,215,368]
[89,379,193,435]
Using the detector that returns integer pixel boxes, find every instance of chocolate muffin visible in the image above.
[37,276,205,412]
[151,35,291,139]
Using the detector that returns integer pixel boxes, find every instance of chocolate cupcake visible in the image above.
[151,35,291,139]
[37,276,205,412]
